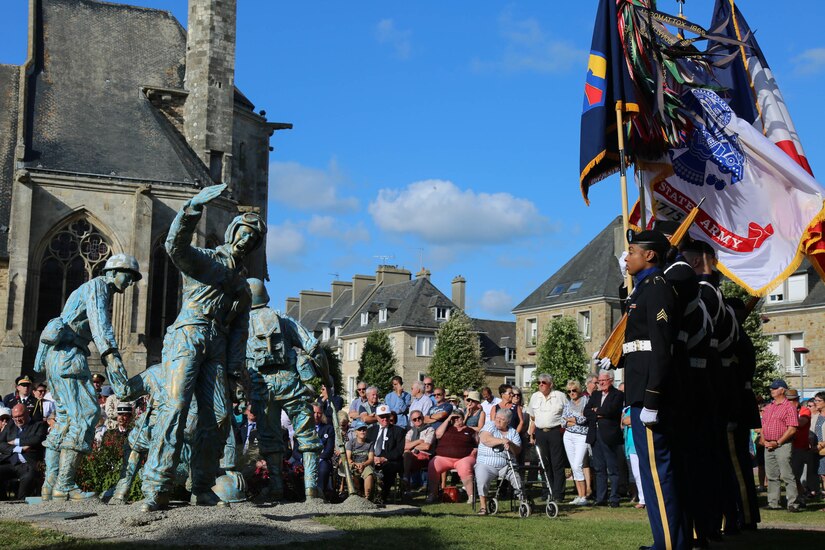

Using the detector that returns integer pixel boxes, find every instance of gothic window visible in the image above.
[36,219,112,330]
[148,237,181,338]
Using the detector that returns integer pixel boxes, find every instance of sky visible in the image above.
[2,1,825,321]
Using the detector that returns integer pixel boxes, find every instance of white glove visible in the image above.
[640,407,658,426]
[618,250,629,279]
[596,357,612,370]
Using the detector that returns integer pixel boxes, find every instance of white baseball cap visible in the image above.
[376,404,391,417]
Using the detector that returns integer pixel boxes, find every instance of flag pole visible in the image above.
[616,106,633,293]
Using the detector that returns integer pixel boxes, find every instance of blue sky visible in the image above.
[3,1,824,320]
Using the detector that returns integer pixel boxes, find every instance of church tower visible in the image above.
[184,0,236,185]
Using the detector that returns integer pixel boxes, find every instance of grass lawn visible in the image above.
[1,496,822,549]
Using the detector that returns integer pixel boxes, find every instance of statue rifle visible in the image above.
[597,198,705,367]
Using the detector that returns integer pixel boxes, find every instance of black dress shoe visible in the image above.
[639,546,654,550]
[608,501,620,508]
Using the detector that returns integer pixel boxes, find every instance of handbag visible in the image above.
[819,420,825,456]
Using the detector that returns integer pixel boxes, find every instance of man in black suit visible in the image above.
[3,376,38,420]
[370,404,405,504]
[0,404,47,499]
[585,369,625,508]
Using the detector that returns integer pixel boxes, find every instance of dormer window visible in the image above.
[379,308,388,323]
[322,327,331,341]
[360,312,369,326]
[435,307,450,321]
[334,326,341,339]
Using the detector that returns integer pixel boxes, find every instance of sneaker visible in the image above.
[570,497,583,505]
[788,505,801,513]
[575,498,592,506]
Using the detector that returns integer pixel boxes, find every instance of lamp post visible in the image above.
[793,346,809,399]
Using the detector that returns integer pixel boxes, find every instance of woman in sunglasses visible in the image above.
[562,379,591,505]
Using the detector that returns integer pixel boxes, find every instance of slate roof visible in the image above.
[473,318,516,375]
[513,216,624,313]
[764,259,825,312]
[340,277,455,337]
[0,64,20,258]
[299,282,377,336]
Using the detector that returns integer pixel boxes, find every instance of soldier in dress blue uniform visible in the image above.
[606,229,689,550]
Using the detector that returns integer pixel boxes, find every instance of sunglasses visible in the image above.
[424,383,433,386]
[411,417,423,422]
[434,393,444,397]
[539,381,550,386]
[357,388,366,391]
[567,389,578,394]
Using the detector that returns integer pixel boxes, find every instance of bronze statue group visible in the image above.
[35,184,331,511]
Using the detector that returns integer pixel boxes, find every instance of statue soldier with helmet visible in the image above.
[246,277,332,501]
[120,183,265,512]
[33,253,141,501]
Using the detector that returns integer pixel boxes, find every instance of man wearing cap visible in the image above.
[0,404,47,499]
[32,251,140,502]
[3,376,37,419]
[760,379,800,511]
[371,404,405,504]
[118,184,265,511]
[0,408,11,436]
[607,229,689,550]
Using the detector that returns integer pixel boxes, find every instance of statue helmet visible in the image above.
[247,278,270,309]
[102,253,142,281]
[211,471,247,503]
[224,212,267,252]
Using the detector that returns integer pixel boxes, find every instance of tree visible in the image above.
[307,344,344,396]
[428,310,485,394]
[721,281,780,399]
[357,330,398,396]
[531,316,587,392]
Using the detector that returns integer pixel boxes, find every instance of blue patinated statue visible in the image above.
[33,253,141,501]
[246,278,331,500]
[136,183,265,512]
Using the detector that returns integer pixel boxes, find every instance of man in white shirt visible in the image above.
[480,387,501,418]
[527,373,568,502]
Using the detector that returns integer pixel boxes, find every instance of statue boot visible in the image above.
[254,453,284,503]
[110,450,141,504]
[303,451,320,500]
[52,449,96,500]
[190,489,228,507]
[139,492,170,513]
[40,448,60,501]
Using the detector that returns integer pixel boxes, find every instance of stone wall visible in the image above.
[764,306,825,395]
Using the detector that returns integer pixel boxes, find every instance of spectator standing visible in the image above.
[562,379,590,505]
[423,377,436,405]
[385,376,412,429]
[464,391,486,433]
[359,387,381,440]
[91,373,106,406]
[480,387,501,418]
[345,420,376,500]
[585,370,624,508]
[349,382,368,420]
[584,374,598,397]
[426,411,477,503]
[811,392,825,504]
[316,384,344,427]
[511,389,529,442]
[475,409,522,515]
[31,383,54,424]
[760,379,800,511]
[787,389,812,503]
[423,388,453,430]
[312,403,336,500]
[3,376,37,419]
[409,381,432,419]
[491,384,524,435]
[527,373,568,502]
[0,404,47,499]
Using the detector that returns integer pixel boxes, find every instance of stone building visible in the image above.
[0,0,285,387]
[512,217,625,388]
[286,266,516,402]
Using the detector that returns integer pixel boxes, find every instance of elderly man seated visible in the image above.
[402,410,435,497]
[0,404,47,499]
[474,408,522,515]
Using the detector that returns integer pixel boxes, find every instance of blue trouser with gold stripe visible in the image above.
[631,407,689,550]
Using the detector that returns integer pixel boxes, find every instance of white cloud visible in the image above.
[376,18,412,59]
[368,179,547,245]
[471,10,585,74]
[793,47,825,75]
[269,159,359,212]
[478,290,514,317]
[266,221,306,269]
[307,215,370,245]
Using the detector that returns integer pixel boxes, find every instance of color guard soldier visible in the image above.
[601,229,689,550]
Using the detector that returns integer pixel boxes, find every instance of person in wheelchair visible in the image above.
[474,409,522,515]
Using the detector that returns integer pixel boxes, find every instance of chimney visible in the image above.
[331,280,352,306]
[416,267,431,280]
[351,274,376,305]
[613,222,625,259]
[184,0,236,184]
[376,265,411,286]
[452,275,466,310]
[299,290,331,319]
[285,297,299,316]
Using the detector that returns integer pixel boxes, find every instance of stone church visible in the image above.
[0,0,284,388]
